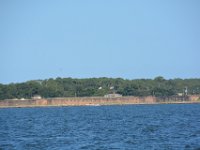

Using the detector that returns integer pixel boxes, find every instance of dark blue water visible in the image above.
[1,104,200,150]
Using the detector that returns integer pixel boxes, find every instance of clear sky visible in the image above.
[0,0,200,84]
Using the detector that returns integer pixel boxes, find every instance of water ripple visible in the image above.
[0,104,200,149]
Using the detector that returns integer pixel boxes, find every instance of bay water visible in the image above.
[1,104,200,149]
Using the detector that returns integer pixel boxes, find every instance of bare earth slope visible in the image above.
[0,95,200,108]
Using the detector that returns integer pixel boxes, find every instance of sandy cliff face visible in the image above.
[35,99,48,105]
[0,96,156,107]
[0,95,199,108]
[189,95,200,101]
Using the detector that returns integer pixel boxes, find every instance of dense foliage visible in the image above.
[0,77,200,100]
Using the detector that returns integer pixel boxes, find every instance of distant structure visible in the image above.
[104,93,122,98]
[32,95,42,100]
[177,93,183,96]
[177,87,188,97]
[104,86,122,98]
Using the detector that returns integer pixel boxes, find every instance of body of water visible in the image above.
[1,104,200,149]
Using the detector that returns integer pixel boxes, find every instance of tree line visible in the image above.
[0,77,200,100]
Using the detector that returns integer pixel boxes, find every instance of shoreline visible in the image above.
[0,97,200,109]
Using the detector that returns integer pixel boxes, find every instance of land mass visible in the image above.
[0,95,200,108]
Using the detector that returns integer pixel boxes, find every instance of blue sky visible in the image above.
[0,0,200,84]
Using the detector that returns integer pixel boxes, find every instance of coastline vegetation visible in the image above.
[0,76,200,100]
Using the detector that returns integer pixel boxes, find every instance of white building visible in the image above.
[32,95,42,100]
[104,93,122,98]
[177,93,183,96]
